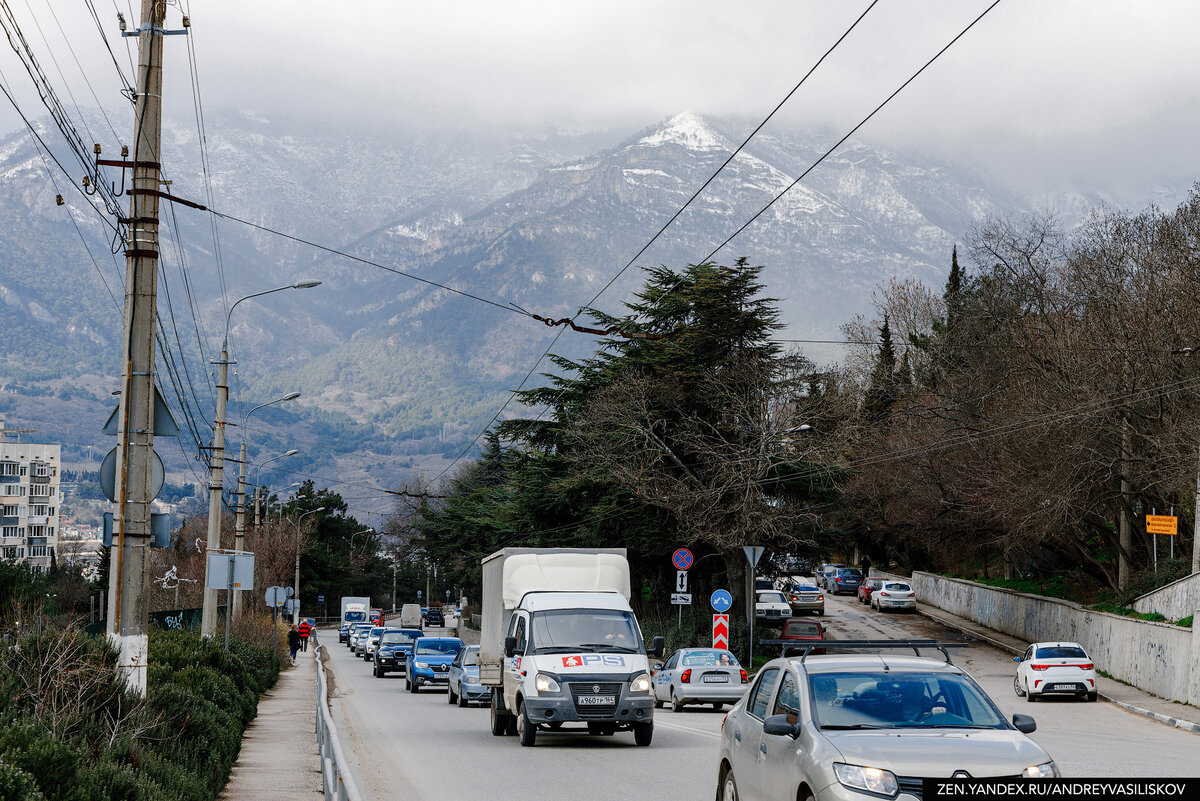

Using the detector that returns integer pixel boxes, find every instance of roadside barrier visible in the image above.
[314,643,364,801]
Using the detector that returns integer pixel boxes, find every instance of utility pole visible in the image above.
[232,441,248,618]
[1119,417,1132,590]
[200,341,230,637]
[107,0,166,696]
[254,486,262,527]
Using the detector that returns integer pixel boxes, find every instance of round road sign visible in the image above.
[710,589,733,612]
[671,548,694,570]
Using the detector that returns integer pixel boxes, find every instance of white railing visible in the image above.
[313,643,364,801]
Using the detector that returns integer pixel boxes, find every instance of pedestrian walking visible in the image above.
[297,619,312,652]
[287,624,301,664]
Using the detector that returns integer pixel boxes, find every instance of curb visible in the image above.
[913,604,1200,736]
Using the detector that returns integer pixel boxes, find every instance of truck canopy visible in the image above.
[497,550,630,606]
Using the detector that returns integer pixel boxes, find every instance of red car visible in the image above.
[858,577,885,604]
[779,617,826,656]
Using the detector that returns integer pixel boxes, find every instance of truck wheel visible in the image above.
[490,694,508,736]
[633,721,653,746]
[516,701,536,746]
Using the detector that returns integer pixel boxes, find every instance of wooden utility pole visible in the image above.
[107,0,166,696]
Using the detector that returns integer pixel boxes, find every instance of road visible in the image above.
[323,592,1198,801]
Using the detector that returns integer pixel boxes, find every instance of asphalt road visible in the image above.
[324,594,1198,801]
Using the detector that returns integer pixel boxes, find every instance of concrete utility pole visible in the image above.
[200,342,231,638]
[1119,418,1132,590]
[294,506,325,625]
[107,0,166,696]
[1193,451,1200,574]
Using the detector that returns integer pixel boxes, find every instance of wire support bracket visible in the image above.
[122,25,189,37]
[529,313,668,340]
[126,188,207,211]
[124,248,158,259]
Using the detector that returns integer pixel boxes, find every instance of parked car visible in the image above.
[755,590,792,624]
[373,628,423,677]
[424,607,445,627]
[652,648,748,712]
[784,582,824,616]
[859,577,885,604]
[405,636,464,692]
[830,568,864,595]
[777,617,826,656]
[447,644,488,706]
[816,563,845,589]
[1014,642,1097,702]
[872,580,916,612]
[717,650,1056,801]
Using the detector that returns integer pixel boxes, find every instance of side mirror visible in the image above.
[648,636,665,659]
[504,636,518,658]
[1013,656,1022,663]
[763,714,800,738]
[652,662,664,672]
[1012,714,1036,734]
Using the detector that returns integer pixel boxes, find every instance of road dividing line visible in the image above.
[653,719,723,740]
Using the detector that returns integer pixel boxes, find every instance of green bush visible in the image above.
[1112,559,1192,607]
[0,757,44,801]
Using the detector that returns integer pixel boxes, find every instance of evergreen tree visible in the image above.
[862,315,899,421]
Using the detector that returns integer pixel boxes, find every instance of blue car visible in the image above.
[831,567,864,595]
[373,628,423,678]
[447,644,488,707]
[405,636,463,693]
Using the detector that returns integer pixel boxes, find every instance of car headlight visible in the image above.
[1023,762,1059,778]
[534,673,561,693]
[833,763,898,796]
[414,661,428,669]
[629,672,652,693]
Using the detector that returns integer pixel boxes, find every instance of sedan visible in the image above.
[406,636,464,692]
[858,577,884,604]
[871,580,916,612]
[361,625,385,660]
[785,583,825,616]
[1014,642,1097,702]
[447,644,489,706]
[829,568,863,595]
[348,624,372,651]
[652,648,748,711]
[717,651,1057,801]
[755,591,792,624]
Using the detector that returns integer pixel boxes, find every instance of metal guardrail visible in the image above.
[314,643,364,801]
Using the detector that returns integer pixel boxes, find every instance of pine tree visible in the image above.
[862,315,899,421]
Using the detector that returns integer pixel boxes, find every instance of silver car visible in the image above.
[362,625,385,661]
[653,648,748,711]
[350,624,373,655]
[717,652,1056,801]
[348,623,372,651]
[447,644,489,706]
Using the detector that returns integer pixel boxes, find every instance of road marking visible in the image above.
[653,719,723,740]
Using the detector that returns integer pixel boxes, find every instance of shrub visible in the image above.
[0,757,44,801]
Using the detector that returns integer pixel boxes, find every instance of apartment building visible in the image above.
[0,440,61,572]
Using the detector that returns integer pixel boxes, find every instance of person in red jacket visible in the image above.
[297,620,312,652]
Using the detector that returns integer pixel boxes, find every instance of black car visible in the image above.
[373,628,423,678]
[423,607,445,627]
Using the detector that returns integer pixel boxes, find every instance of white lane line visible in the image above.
[654,719,723,740]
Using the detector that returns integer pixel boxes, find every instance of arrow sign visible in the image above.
[676,570,688,593]
[713,614,730,650]
[671,548,694,570]
[710,589,733,612]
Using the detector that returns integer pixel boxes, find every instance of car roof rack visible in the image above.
[757,638,968,664]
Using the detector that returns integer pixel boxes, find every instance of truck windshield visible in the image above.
[344,611,366,622]
[530,609,642,653]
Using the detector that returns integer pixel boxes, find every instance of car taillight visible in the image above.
[681,669,691,683]
[1079,663,1094,670]
[740,669,748,684]
[1030,664,1050,671]
[879,591,890,597]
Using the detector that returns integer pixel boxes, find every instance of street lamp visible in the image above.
[294,506,326,625]
[278,482,301,522]
[254,449,300,526]
[231,393,300,618]
[202,280,321,638]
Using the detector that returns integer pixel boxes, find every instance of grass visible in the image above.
[1177,615,1193,628]
[1091,602,1169,622]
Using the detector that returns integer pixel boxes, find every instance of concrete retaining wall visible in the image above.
[1133,571,1200,621]
[907,571,1199,706]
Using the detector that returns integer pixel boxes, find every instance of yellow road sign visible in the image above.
[1145,514,1178,536]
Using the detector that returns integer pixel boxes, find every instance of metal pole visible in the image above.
[1153,507,1158,575]
[232,441,247,618]
[392,558,397,614]
[254,486,262,527]
[201,346,229,638]
[224,556,234,650]
[107,0,165,697]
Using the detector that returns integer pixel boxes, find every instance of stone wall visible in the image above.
[1133,571,1200,621]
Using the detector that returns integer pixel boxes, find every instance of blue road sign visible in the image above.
[672,548,694,570]
[317,594,325,604]
[710,589,733,612]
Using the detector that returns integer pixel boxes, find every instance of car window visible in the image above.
[783,619,822,637]
[681,650,740,667]
[514,616,527,652]
[1035,646,1088,659]
[748,668,781,719]
[773,672,801,723]
[381,631,418,645]
[808,671,1006,729]
[758,592,787,604]
[416,639,463,656]
[883,583,911,591]
[451,650,463,667]
[664,653,678,670]
[463,647,479,667]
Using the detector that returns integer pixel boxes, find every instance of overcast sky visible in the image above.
[3,0,1198,195]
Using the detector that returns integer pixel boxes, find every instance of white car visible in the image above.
[871,581,916,612]
[1013,642,1097,702]
[756,590,792,623]
[652,648,748,711]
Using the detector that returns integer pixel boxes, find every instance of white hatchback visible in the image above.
[871,581,916,612]
[1013,642,1097,702]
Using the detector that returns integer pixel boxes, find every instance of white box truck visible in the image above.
[479,548,663,747]
[339,597,370,642]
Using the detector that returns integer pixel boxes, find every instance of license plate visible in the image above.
[702,675,729,683]
[1050,684,1074,690]
[577,695,615,705]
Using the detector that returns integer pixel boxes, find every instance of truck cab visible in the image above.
[480,549,662,748]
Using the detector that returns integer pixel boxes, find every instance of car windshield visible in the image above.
[681,650,740,667]
[381,631,420,645]
[883,583,912,591]
[758,592,787,604]
[369,627,383,636]
[530,609,642,653]
[784,620,822,637]
[344,611,366,622]
[1036,646,1088,659]
[809,671,1007,730]
[416,639,463,656]
[462,647,480,667]
[837,570,862,578]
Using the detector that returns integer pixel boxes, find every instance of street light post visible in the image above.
[201,281,320,638]
[253,449,299,527]
[294,506,325,625]
[232,393,300,618]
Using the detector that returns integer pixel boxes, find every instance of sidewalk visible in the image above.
[217,643,323,799]
[915,602,1200,735]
